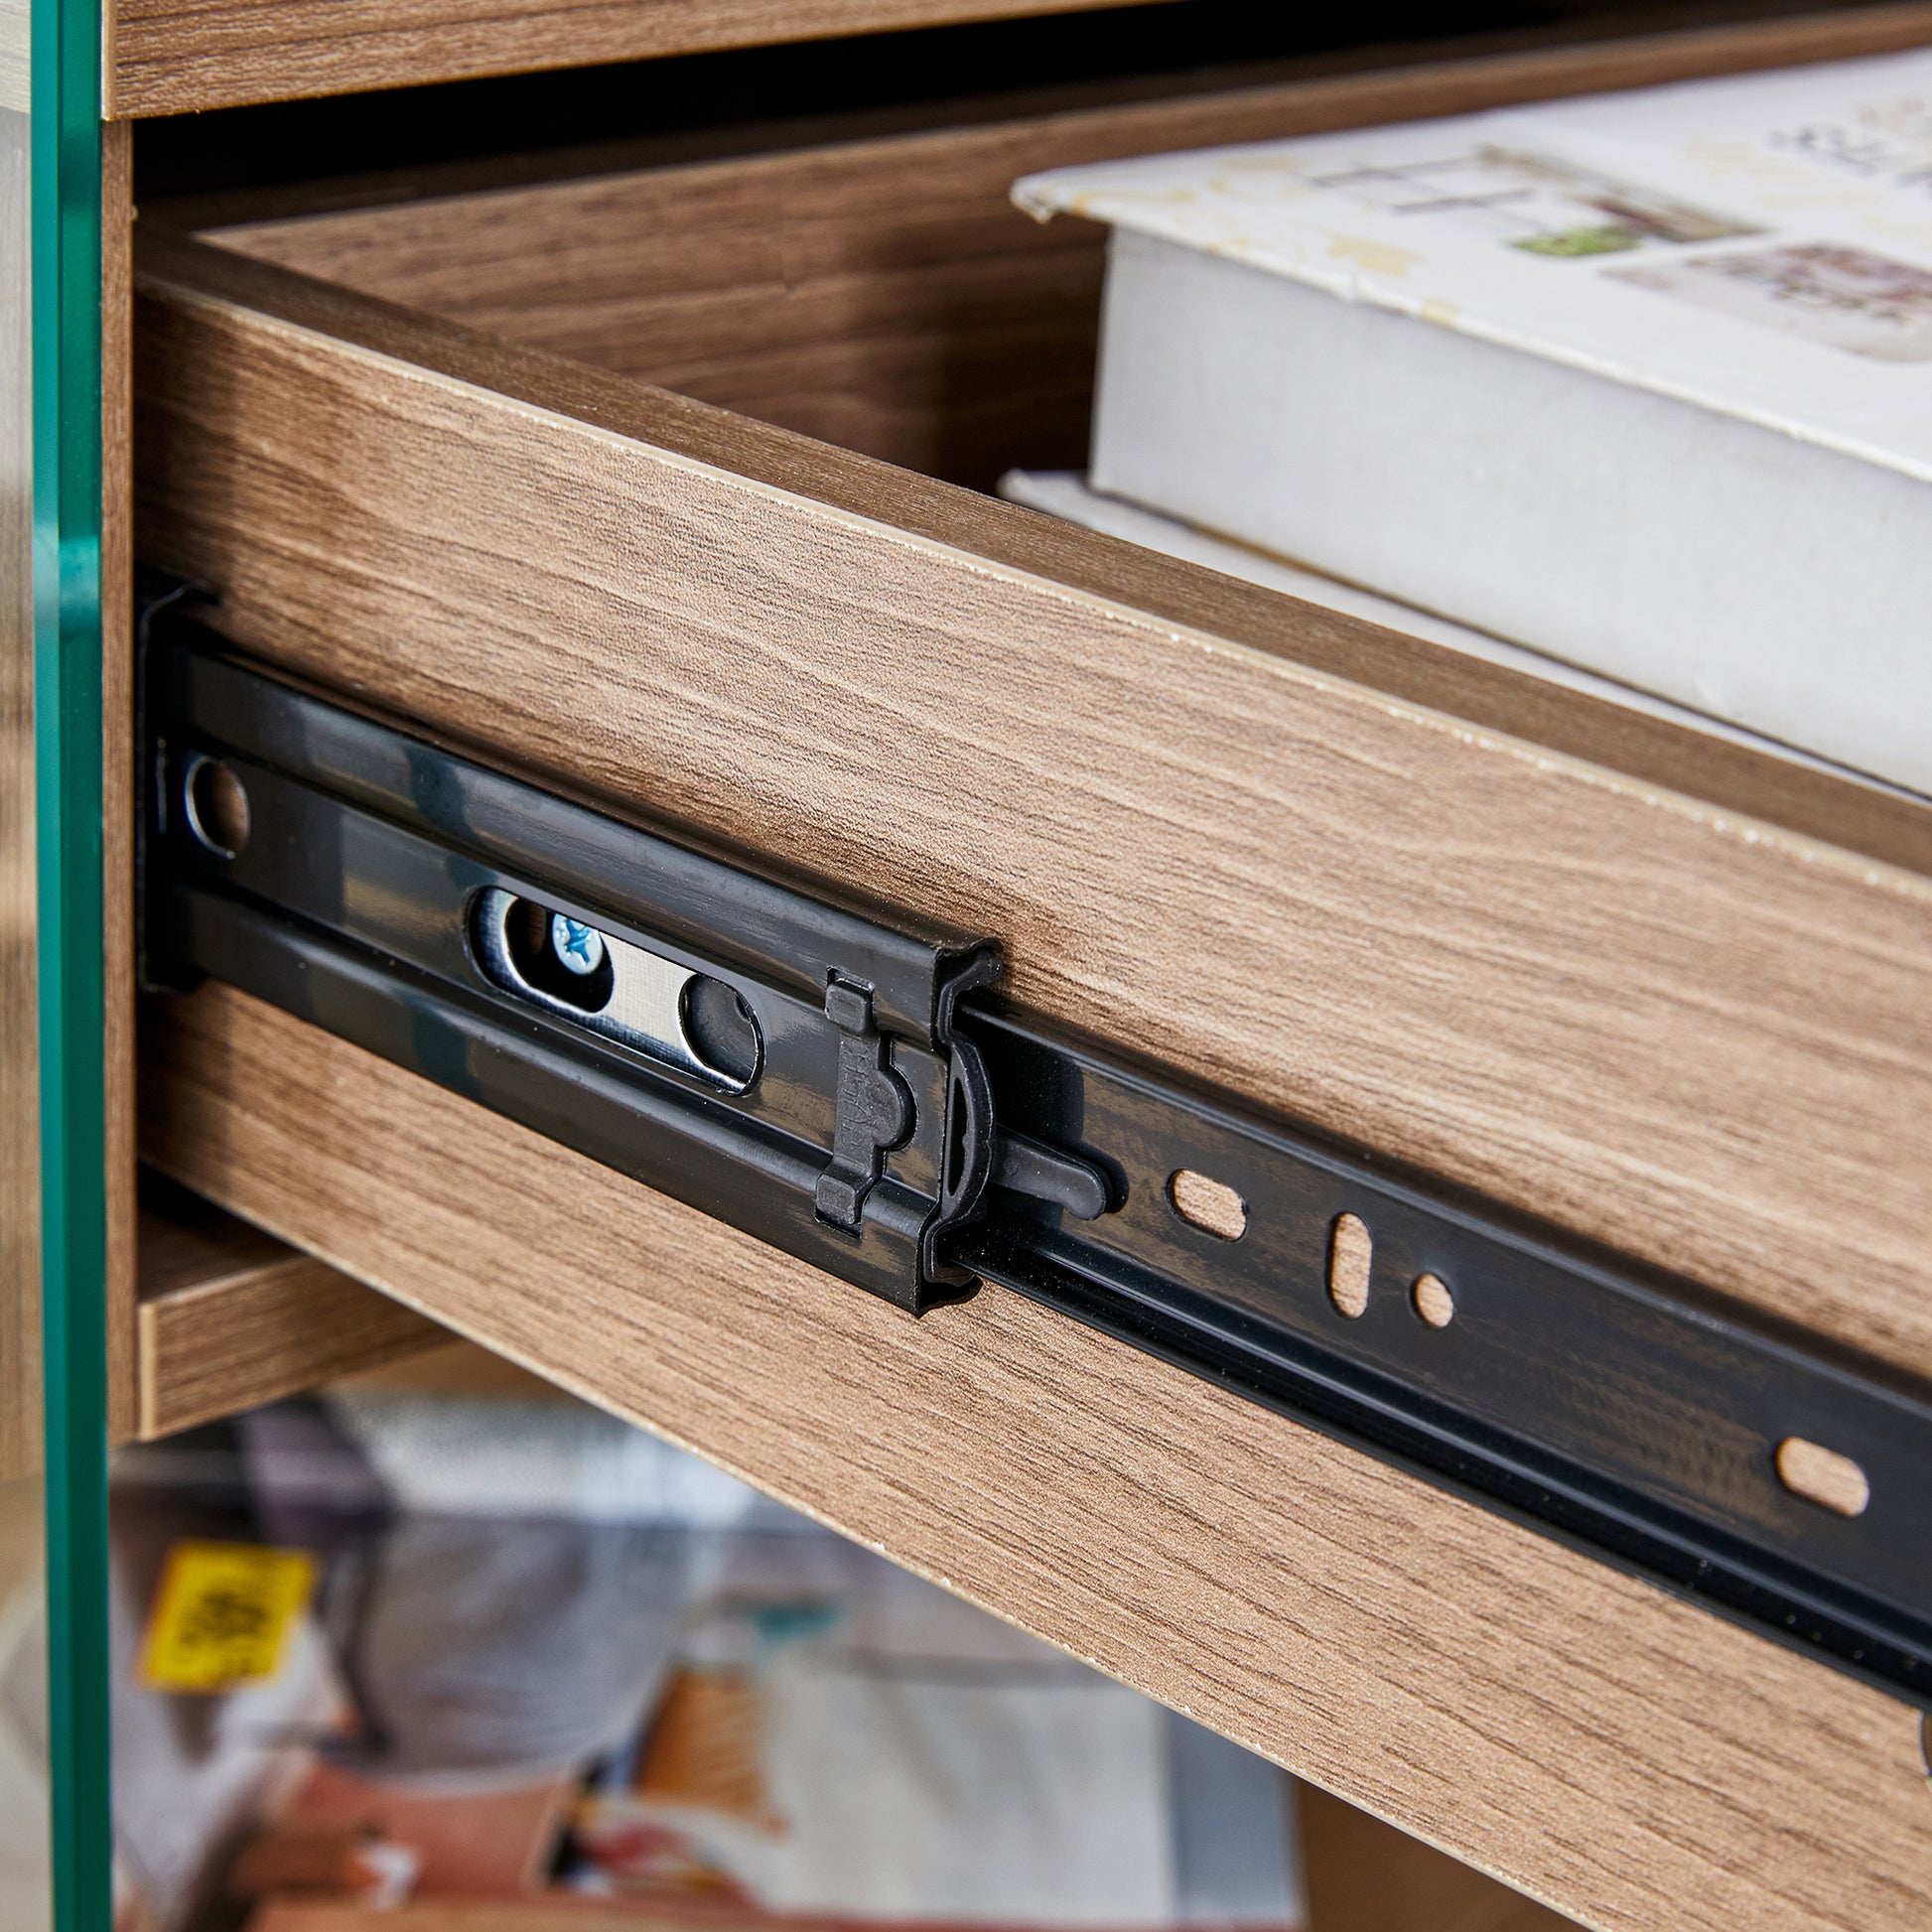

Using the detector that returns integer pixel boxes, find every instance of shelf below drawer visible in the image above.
[135,1170,447,1440]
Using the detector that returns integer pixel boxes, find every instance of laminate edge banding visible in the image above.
[138,983,1932,1932]
[105,119,139,1447]
[136,1254,447,1439]
[133,1173,447,1437]
[131,238,1932,1383]
[108,0,1160,117]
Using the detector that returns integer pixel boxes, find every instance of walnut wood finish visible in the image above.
[133,230,1932,1383]
[106,119,139,1448]
[108,0,1159,117]
[207,2,1932,491]
[141,983,1932,1932]
[1297,1784,1582,1932]
[134,1173,445,1439]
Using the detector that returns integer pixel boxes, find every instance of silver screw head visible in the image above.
[550,913,607,975]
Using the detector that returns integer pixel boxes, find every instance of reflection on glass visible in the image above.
[0,1474,49,1931]
[107,1385,1308,1926]
[1,0,37,1417]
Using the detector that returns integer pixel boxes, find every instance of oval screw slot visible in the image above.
[500,897,616,1014]
[1774,1437,1869,1518]
[680,973,760,1086]
[473,889,761,1092]
[1169,1171,1246,1240]
[184,756,251,858]
[1327,1213,1371,1318]
[1412,1272,1455,1328]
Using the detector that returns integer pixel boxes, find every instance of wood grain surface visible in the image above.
[134,1172,445,1438]
[108,0,1158,117]
[207,4,1932,491]
[140,982,1932,1932]
[132,233,1932,1382]
[335,1335,575,1400]
[105,118,139,1449]
[1297,1783,1582,1932]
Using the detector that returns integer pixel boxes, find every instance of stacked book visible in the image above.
[1013,49,1932,796]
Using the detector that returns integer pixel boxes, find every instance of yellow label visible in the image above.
[138,1540,317,1694]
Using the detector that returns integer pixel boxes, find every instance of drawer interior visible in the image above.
[200,114,1113,492]
[169,1,1932,494]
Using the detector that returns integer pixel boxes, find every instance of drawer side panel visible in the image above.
[131,260,1932,1384]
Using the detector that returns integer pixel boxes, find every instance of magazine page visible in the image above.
[1015,48,1932,476]
[96,1392,1307,1932]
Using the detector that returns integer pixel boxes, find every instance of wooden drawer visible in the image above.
[125,10,1932,1929]
[108,0,1166,117]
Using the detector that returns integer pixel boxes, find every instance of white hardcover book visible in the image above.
[997,469,1914,786]
[1013,51,1932,796]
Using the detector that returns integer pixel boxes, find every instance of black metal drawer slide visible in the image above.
[139,606,1932,1708]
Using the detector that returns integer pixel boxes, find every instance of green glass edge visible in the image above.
[31,0,111,1914]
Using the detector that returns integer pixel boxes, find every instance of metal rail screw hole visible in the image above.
[184,756,250,858]
[1326,1212,1371,1318]
[1774,1436,1869,1518]
[681,974,760,1086]
[1412,1272,1455,1329]
[1169,1170,1246,1240]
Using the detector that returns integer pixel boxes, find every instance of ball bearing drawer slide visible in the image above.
[139,611,1932,1708]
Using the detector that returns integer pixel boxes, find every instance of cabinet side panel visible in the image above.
[103,115,136,1446]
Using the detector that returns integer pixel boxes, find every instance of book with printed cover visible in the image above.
[1014,50,1932,794]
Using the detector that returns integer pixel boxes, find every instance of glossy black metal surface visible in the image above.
[141,614,1932,1703]
[954,1004,1932,1702]
[142,618,998,1312]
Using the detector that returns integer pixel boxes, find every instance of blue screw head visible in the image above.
[550,913,607,975]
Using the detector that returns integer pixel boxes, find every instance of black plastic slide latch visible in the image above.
[139,606,1003,1314]
[137,597,1932,1710]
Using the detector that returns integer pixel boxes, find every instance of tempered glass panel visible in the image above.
[26,0,110,1916]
